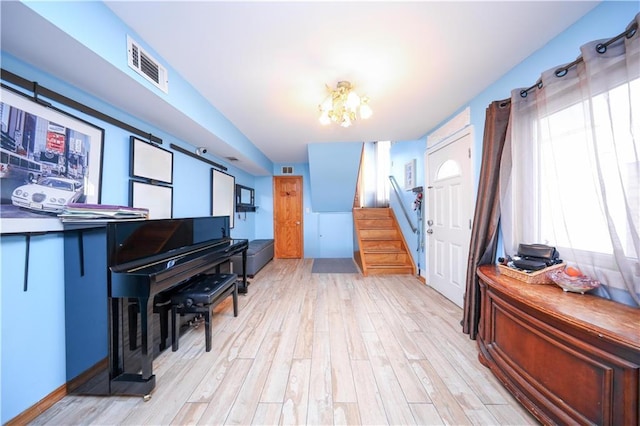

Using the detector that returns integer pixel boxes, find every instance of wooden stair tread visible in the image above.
[366,263,411,266]
[367,264,413,269]
[365,266,415,275]
[365,258,411,264]
[359,226,394,229]
[354,207,415,276]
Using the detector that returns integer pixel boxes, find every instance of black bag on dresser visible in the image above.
[512,243,560,271]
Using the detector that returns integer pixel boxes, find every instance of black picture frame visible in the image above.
[235,183,256,212]
[130,180,173,219]
[0,88,104,233]
[130,136,173,184]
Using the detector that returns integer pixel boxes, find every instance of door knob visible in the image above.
[426,229,433,235]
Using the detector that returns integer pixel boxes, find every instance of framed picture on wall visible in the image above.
[0,88,104,233]
[130,180,173,219]
[130,136,173,184]
[404,159,416,190]
[211,168,235,229]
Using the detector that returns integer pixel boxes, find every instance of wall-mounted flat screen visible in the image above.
[130,136,173,184]
[131,180,173,219]
[211,169,235,228]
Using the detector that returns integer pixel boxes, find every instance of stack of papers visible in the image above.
[58,203,149,222]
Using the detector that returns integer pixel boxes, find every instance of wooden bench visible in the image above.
[171,273,238,352]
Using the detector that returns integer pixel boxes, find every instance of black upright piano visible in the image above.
[65,216,248,396]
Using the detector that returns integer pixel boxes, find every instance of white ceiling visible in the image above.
[2,1,599,175]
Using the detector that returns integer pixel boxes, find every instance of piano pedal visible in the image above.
[188,314,205,328]
[143,394,152,402]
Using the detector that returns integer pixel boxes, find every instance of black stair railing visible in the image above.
[388,175,417,233]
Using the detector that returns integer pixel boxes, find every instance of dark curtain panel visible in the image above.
[461,99,511,339]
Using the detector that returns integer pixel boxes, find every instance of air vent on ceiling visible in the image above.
[127,35,168,94]
[281,166,294,174]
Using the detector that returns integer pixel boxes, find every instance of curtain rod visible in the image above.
[0,68,163,144]
[520,20,638,98]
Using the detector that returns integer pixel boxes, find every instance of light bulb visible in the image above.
[319,82,370,127]
[320,96,333,111]
[346,91,360,109]
[359,103,372,120]
[319,111,331,125]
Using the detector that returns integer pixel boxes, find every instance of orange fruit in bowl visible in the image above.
[565,266,582,277]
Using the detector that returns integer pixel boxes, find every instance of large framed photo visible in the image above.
[211,168,235,229]
[0,89,104,233]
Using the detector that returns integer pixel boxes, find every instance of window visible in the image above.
[502,31,639,305]
[436,159,461,181]
[535,79,639,260]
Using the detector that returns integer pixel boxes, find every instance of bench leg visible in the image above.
[204,308,212,352]
[171,305,179,352]
[233,282,238,317]
[158,305,169,351]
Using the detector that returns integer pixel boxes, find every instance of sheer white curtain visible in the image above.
[361,141,390,207]
[501,13,640,305]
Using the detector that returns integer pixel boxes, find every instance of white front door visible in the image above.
[426,130,472,308]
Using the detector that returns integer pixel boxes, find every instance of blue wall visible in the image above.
[22,1,273,176]
[268,163,354,258]
[63,229,108,381]
[389,2,639,280]
[2,1,638,423]
[442,2,639,189]
[0,52,259,421]
[1,234,66,422]
[308,142,362,212]
[389,140,426,272]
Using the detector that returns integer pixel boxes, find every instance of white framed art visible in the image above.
[130,180,172,219]
[130,136,173,184]
[404,159,416,190]
[211,168,235,228]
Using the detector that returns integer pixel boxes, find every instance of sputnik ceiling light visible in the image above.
[318,81,372,128]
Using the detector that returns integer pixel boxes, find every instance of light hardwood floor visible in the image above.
[31,259,538,425]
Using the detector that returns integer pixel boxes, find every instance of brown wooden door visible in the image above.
[273,176,303,258]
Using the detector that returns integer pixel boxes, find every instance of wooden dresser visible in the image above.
[477,265,639,425]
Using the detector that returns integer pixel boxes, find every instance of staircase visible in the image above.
[353,207,416,276]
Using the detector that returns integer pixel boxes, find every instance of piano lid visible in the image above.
[107,216,230,268]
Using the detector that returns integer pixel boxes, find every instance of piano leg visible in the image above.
[109,296,156,396]
[109,297,123,376]
[239,250,248,294]
[139,296,154,380]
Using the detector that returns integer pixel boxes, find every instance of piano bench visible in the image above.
[171,273,238,352]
